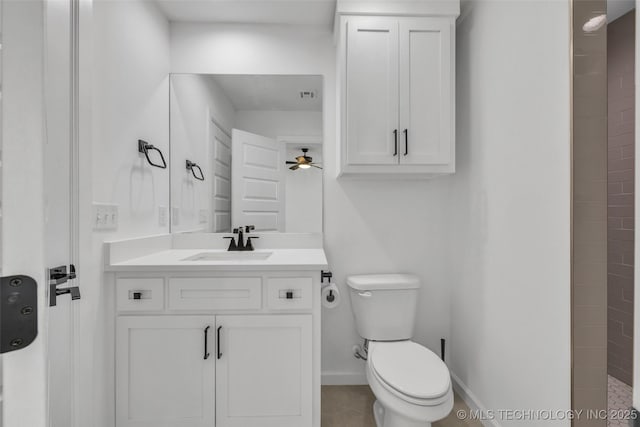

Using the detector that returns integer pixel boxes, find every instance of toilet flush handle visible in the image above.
[358,291,372,298]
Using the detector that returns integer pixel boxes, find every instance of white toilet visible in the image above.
[346,274,453,427]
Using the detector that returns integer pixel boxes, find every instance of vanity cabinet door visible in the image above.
[344,17,399,165]
[116,316,216,427]
[215,315,313,427]
[399,17,453,166]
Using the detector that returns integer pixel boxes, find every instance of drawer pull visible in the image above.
[203,326,211,360]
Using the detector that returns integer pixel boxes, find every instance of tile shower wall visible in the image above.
[607,10,635,387]
[572,0,608,423]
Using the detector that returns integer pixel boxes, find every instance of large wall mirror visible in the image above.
[169,74,323,233]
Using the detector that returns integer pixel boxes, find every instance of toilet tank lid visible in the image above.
[346,274,420,291]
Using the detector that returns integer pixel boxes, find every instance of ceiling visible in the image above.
[608,0,635,21]
[154,0,336,27]
[210,75,323,111]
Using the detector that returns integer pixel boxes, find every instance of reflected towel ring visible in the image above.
[138,140,167,169]
[186,160,205,181]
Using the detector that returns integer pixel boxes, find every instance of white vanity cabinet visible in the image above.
[215,315,312,427]
[113,272,320,427]
[116,316,216,427]
[339,15,456,176]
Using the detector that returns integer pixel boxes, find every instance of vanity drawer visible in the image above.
[266,277,313,310]
[116,278,165,312]
[168,277,262,310]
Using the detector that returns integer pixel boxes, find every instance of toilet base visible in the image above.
[373,400,432,427]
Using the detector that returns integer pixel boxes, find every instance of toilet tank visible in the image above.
[346,274,420,341]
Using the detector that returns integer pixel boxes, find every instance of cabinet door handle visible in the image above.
[403,129,408,156]
[216,326,222,359]
[203,326,210,360]
[393,129,398,156]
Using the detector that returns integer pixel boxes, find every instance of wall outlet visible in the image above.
[199,209,208,224]
[171,207,180,226]
[93,203,118,231]
[158,206,168,227]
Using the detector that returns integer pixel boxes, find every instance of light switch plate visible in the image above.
[158,206,168,227]
[171,207,180,226]
[199,209,208,224]
[93,203,118,231]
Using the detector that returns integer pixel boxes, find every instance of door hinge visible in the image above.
[0,275,38,354]
[49,264,80,307]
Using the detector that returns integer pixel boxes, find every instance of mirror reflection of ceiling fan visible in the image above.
[286,148,323,170]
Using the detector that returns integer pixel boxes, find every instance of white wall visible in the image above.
[234,110,323,139]
[447,0,571,423]
[234,110,323,233]
[91,1,171,425]
[170,74,235,232]
[171,22,452,384]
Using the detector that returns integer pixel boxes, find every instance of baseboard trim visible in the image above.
[321,372,367,385]
[450,372,500,427]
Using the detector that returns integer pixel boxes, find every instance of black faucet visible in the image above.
[225,225,258,251]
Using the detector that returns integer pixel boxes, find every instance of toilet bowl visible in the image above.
[366,341,453,427]
[346,274,454,427]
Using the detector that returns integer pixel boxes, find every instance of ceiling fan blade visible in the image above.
[289,165,300,171]
[310,164,323,169]
[285,161,298,164]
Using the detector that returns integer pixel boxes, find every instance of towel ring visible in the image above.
[138,140,167,169]
[186,160,205,181]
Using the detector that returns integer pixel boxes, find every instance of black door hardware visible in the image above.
[321,270,333,283]
[138,140,167,169]
[393,129,398,156]
[1,275,38,354]
[186,160,205,181]
[204,326,211,360]
[217,326,222,359]
[49,265,80,307]
[440,338,446,362]
[403,129,408,156]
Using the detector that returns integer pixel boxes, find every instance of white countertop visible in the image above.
[106,248,329,272]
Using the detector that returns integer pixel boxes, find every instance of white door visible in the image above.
[231,129,286,232]
[44,0,78,426]
[399,18,452,165]
[212,122,232,232]
[215,315,312,427]
[345,17,399,165]
[2,1,80,426]
[116,316,216,427]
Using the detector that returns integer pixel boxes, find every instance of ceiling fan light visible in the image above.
[298,164,311,169]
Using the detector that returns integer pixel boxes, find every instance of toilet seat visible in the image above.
[369,341,451,405]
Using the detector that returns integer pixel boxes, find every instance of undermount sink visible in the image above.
[182,251,273,262]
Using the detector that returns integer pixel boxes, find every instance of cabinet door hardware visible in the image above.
[204,326,211,360]
[217,325,222,359]
[393,129,398,156]
[0,275,38,354]
[403,129,408,156]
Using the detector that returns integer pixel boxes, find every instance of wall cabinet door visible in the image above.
[340,15,455,175]
[116,316,216,427]
[345,17,399,165]
[215,315,313,427]
[399,18,452,165]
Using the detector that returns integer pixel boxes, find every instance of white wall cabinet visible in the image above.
[114,272,320,427]
[339,15,456,176]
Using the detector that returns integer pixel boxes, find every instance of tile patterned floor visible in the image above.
[608,375,633,427]
[321,385,483,427]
